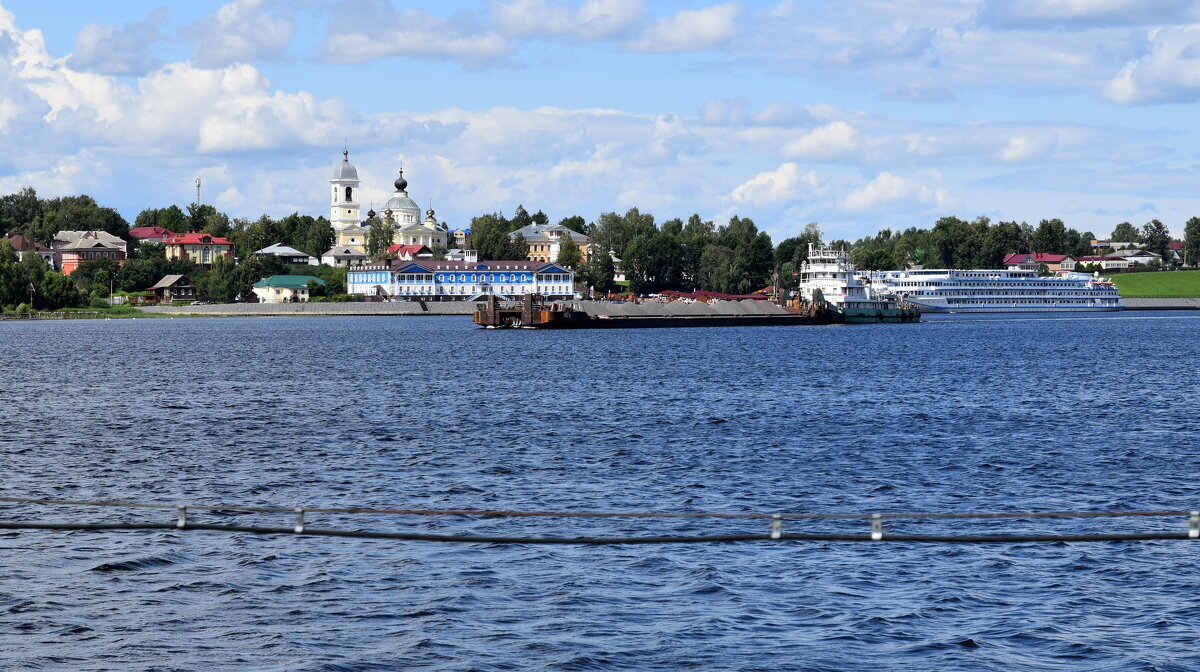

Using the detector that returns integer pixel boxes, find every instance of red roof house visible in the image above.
[386,244,433,260]
[164,233,234,267]
[1002,252,1075,272]
[129,226,177,244]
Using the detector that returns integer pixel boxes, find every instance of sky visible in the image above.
[3,0,1200,243]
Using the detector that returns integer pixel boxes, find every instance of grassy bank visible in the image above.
[1109,269,1200,298]
[0,305,171,320]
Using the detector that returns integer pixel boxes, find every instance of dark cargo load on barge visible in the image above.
[473,294,834,329]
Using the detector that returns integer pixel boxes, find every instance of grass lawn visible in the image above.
[1109,269,1200,298]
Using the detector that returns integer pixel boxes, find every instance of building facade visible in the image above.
[510,223,590,265]
[58,237,127,275]
[255,243,316,265]
[53,230,127,271]
[251,275,325,303]
[164,233,235,267]
[347,260,574,300]
[3,233,53,264]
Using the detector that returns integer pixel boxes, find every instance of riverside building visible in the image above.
[347,260,575,301]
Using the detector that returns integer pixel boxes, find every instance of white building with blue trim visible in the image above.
[347,259,575,301]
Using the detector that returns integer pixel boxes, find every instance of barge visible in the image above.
[473,294,835,328]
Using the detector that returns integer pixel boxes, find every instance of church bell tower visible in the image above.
[330,148,361,233]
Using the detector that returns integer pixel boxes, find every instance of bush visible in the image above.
[15,302,32,314]
[88,295,110,308]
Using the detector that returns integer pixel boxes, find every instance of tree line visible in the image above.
[4,184,1200,311]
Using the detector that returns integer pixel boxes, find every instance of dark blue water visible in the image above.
[2,312,1199,671]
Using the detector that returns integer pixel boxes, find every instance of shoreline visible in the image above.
[2,297,1196,320]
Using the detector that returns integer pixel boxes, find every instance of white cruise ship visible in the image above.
[866,268,1124,313]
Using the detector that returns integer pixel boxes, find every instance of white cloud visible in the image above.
[626,3,741,53]
[730,162,821,205]
[492,0,643,40]
[842,171,949,212]
[323,2,510,65]
[1103,26,1200,104]
[979,0,1198,29]
[186,0,295,68]
[998,135,1053,162]
[66,10,167,76]
[783,122,859,160]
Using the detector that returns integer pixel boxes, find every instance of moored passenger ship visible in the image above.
[866,268,1124,313]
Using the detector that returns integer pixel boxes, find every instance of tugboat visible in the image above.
[798,244,920,323]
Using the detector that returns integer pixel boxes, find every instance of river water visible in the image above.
[2,312,1199,671]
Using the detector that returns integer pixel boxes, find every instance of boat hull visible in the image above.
[909,301,1123,314]
[834,305,922,323]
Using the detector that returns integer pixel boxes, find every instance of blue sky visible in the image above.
[3,0,1200,242]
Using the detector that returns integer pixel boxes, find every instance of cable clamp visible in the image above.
[1189,511,1199,539]
[771,513,782,540]
[294,508,305,534]
[871,514,883,541]
[176,505,187,529]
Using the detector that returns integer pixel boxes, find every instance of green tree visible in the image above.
[557,215,587,234]
[201,254,240,302]
[367,215,394,260]
[1184,216,1200,267]
[0,187,43,237]
[117,258,163,293]
[503,233,529,261]
[189,203,231,236]
[698,244,737,294]
[73,257,121,296]
[430,244,448,260]
[735,231,774,293]
[1140,219,1171,262]
[661,217,684,237]
[38,268,82,310]
[512,205,532,231]
[982,220,1025,268]
[0,240,21,307]
[556,233,582,269]
[589,250,615,294]
[137,242,166,260]
[1111,221,1139,242]
[623,232,682,294]
[1032,218,1067,253]
[931,216,971,268]
[468,212,514,260]
[593,208,656,260]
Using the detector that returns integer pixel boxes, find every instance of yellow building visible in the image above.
[163,233,234,268]
[510,223,590,265]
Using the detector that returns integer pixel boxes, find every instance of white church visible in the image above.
[320,149,449,266]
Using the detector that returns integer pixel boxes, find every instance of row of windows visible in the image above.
[352,272,572,284]
[383,285,573,295]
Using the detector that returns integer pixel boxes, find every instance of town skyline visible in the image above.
[3,0,1200,242]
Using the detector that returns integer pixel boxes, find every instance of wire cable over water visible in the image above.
[2,496,1198,544]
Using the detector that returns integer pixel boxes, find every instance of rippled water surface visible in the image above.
[2,312,1200,671]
